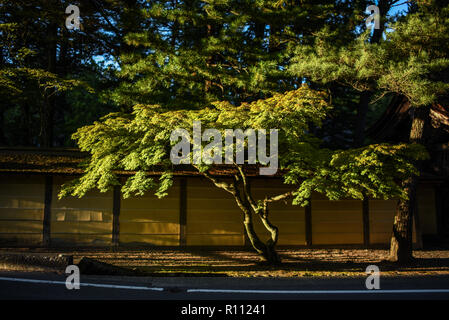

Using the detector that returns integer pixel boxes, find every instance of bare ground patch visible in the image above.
[1,248,449,277]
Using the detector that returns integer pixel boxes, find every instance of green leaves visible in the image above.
[122,171,157,199]
[289,4,449,107]
[286,142,429,206]
[61,85,425,207]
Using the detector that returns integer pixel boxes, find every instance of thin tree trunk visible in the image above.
[22,103,32,146]
[236,167,282,264]
[389,105,430,263]
[0,109,5,146]
[243,210,280,264]
[234,181,281,264]
[258,203,280,263]
[354,91,371,147]
[242,209,272,260]
[200,169,282,264]
[41,12,57,148]
[354,0,390,147]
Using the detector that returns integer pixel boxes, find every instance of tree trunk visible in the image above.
[242,214,280,264]
[389,105,430,263]
[354,0,390,147]
[242,210,279,264]
[41,13,57,148]
[354,91,371,147]
[257,210,280,263]
[0,109,5,146]
[237,189,281,264]
[200,171,281,264]
[389,176,417,263]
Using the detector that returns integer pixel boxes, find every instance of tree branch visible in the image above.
[235,164,259,214]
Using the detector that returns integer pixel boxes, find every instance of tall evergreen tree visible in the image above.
[0,0,120,147]
[289,0,449,262]
[109,0,361,109]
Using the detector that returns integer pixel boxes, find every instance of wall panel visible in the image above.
[51,176,113,245]
[369,199,417,244]
[251,179,306,245]
[312,193,363,245]
[186,177,244,246]
[369,199,396,244]
[0,174,44,245]
[120,180,180,245]
[417,185,437,235]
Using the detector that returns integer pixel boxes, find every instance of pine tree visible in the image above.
[108,0,358,109]
[289,0,449,262]
[0,0,119,147]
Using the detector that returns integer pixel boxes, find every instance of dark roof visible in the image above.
[0,147,445,183]
[0,148,275,177]
[0,148,86,174]
[366,97,449,178]
[367,95,449,145]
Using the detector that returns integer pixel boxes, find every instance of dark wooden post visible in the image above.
[179,178,187,246]
[413,188,423,249]
[305,200,312,247]
[42,175,53,247]
[435,184,446,238]
[363,198,370,247]
[112,185,121,247]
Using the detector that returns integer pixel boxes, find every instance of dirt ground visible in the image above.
[2,247,449,277]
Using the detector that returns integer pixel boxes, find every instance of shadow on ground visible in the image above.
[2,247,449,276]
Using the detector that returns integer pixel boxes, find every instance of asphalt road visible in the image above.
[0,271,449,300]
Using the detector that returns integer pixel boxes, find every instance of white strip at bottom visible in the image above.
[1,276,449,294]
[0,276,164,291]
[186,288,449,294]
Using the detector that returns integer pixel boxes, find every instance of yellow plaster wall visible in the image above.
[186,177,244,246]
[120,180,180,245]
[0,174,44,245]
[51,176,113,245]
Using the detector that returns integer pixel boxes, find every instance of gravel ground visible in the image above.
[1,247,449,277]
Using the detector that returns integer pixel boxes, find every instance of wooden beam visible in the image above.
[42,175,53,247]
[362,198,370,247]
[305,200,312,246]
[179,178,187,246]
[435,185,445,238]
[413,192,423,249]
[112,185,121,247]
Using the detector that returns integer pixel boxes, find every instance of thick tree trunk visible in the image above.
[40,98,54,148]
[389,176,417,263]
[389,105,430,263]
[22,103,32,146]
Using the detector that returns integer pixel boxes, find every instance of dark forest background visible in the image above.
[1,0,422,149]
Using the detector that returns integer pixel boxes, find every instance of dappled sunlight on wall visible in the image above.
[251,179,306,245]
[0,175,44,245]
[51,176,113,245]
[120,180,180,246]
[186,177,244,246]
